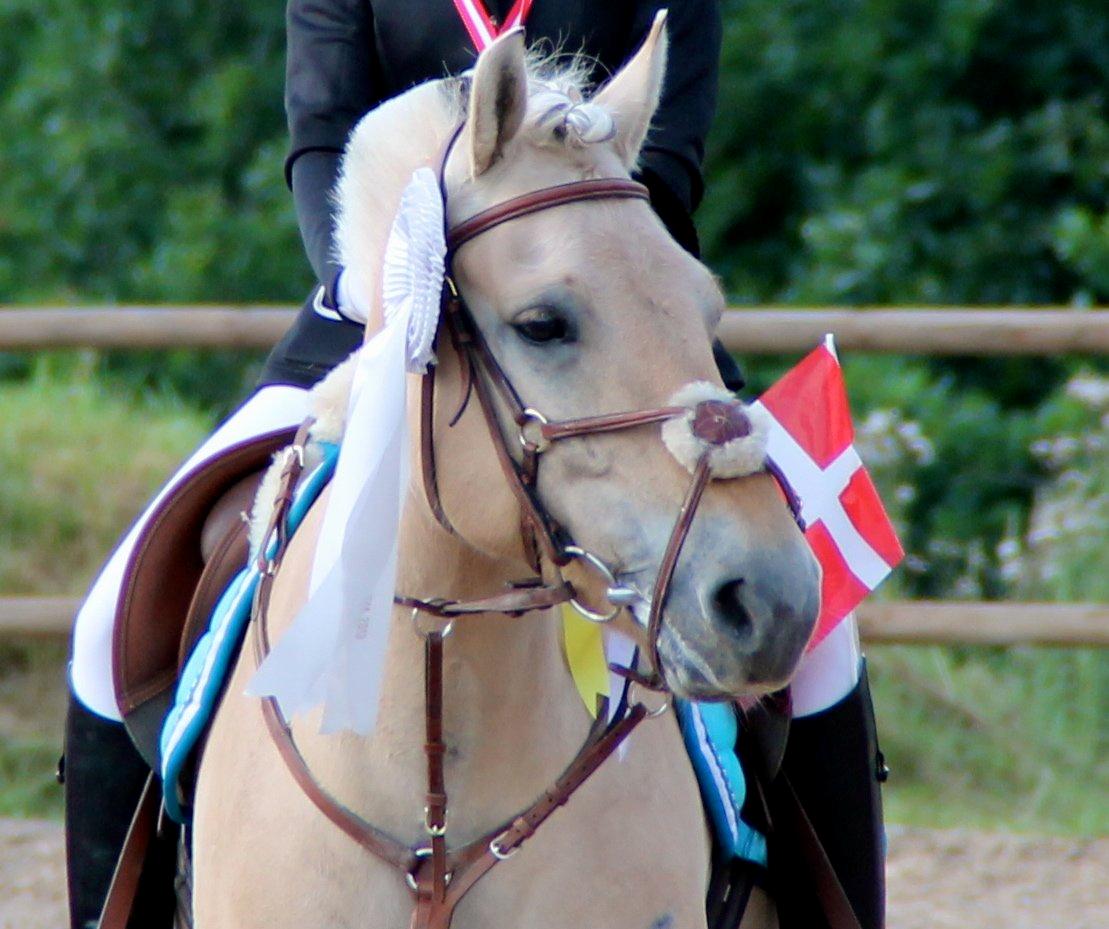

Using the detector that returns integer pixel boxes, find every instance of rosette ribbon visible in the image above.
[248,168,446,734]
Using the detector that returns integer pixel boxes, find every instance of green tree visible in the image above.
[701,0,1109,306]
[0,0,305,304]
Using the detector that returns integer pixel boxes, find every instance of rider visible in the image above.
[64,3,885,928]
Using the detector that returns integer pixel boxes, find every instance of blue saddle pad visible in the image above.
[675,700,767,865]
[160,442,339,822]
[159,438,767,864]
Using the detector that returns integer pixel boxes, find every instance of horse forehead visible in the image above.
[446,131,626,218]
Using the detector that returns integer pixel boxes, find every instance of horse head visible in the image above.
[339,17,821,701]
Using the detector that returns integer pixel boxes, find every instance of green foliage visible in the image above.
[0,0,307,305]
[870,644,1108,835]
[5,1,1103,309]
[0,639,67,819]
[702,0,1109,306]
[0,360,212,594]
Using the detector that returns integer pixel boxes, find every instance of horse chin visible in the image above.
[665,672,785,703]
[656,623,810,702]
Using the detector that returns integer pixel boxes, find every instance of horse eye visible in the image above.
[512,308,573,345]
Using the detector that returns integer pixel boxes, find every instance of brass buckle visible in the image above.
[424,807,448,837]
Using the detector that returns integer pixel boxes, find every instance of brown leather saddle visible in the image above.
[112,426,297,766]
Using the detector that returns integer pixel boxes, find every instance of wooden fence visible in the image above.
[1,304,1106,646]
[0,596,1105,645]
[2,305,1108,354]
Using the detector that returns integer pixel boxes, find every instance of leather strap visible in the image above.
[442,298,571,568]
[395,581,573,618]
[253,420,315,577]
[253,569,649,929]
[423,631,449,901]
[251,565,420,872]
[95,774,160,929]
[772,773,866,929]
[646,454,713,682]
[540,406,686,442]
[447,179,649,253]
[405,701,649,929]
[420,360,459,537]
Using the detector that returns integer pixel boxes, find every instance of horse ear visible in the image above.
[466,28,529,177]
[593,10,669,169]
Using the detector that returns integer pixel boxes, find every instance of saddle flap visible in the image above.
[113,427,297,718]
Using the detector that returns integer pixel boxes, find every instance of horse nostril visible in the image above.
[712,579,755,644]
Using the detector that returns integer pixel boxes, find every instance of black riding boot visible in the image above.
[62,692,181,929]
[771,663,887,929]
[64,694,150,928]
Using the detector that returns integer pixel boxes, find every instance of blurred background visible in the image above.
[0,0,1104,908]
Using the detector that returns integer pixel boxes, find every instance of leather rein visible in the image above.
[250,177,768,929]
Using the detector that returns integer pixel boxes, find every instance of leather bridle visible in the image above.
[422,176,778,680]
[251,172,781,929]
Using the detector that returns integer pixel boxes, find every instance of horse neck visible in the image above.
[300,500,592,846]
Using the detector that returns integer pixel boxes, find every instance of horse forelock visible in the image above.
[518,48,617,149]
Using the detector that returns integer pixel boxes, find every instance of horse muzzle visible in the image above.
[652,525,821,700]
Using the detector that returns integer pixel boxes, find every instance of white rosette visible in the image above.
[381,168,445,372]
[248,168,447,734]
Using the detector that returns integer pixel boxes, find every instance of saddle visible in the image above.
[112,426,298,767]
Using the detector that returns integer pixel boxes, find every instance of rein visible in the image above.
[251,177,765,929]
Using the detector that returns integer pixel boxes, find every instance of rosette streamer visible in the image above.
[248,168,446,734]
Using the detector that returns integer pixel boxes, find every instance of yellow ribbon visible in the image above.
[561,606,609,717]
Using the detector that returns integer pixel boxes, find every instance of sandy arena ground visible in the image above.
[1,819,1105,929]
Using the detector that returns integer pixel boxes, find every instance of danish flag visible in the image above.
[452,0,534,51]
[753,335,904,648]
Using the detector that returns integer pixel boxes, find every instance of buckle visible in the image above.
[424,807,448,837]
[488,833,519,861]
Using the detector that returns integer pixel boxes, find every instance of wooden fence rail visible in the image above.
[2,597,1105,646]
[2,306,1108,354]
[2,306,1105,647]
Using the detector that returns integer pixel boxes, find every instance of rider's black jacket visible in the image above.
[260,0,732,389]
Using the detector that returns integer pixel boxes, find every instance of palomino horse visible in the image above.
[193,18,819,929]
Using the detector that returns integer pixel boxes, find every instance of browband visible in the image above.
[447,178,649,253]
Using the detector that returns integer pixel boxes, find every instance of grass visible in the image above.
[0,364,1104,837]
[870,644,1107,837]
[0,362,213,818]
[0,638,67,818]
[0,358,212,594]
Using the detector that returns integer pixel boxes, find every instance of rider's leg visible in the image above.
[63,697,148,929]
[776,616,887,929]
[64,383,312,928]
[69,384,314,721]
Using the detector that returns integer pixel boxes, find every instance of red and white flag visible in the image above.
[452,0,534,51]
[752,335,904,648]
